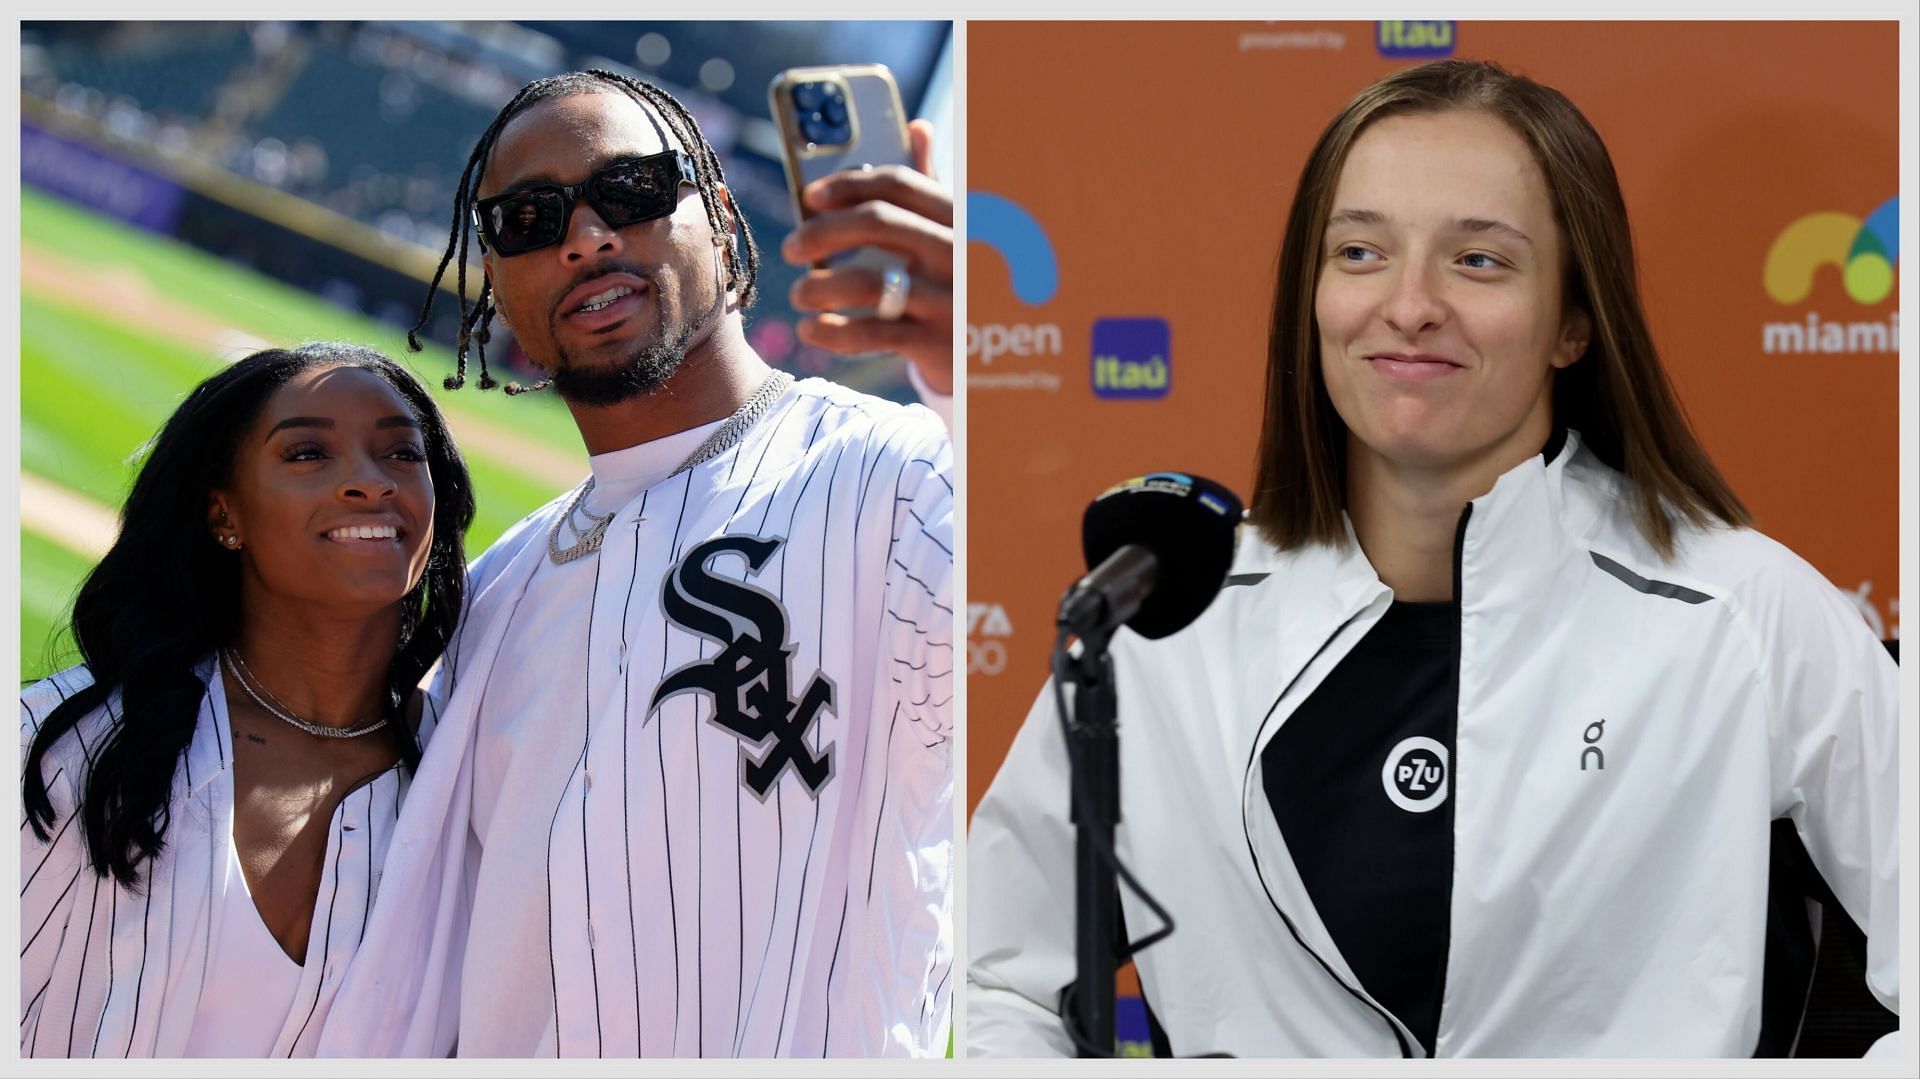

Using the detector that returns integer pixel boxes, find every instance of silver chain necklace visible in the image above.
[220,649,389,739]
[548,369,795,565]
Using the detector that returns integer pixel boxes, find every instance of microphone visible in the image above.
[1057,472,1243,640]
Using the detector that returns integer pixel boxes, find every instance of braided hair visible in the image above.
[409,69,761,395]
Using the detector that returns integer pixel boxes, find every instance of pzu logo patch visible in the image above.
[649,535,836,799]
[1382,736,1449,813]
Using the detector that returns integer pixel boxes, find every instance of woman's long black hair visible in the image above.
[22,343,476,887]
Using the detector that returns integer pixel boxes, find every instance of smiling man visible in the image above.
[317,70,954,1059]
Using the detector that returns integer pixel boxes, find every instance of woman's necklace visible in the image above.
[220,649,389,739]
[547,369,795,565]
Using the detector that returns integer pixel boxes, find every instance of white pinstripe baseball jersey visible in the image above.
[317,376,954,1057]
[19,662,440,1057]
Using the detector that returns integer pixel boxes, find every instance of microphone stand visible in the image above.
[1059,625,1120,1057]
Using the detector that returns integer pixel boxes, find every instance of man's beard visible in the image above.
[547,317,697,407]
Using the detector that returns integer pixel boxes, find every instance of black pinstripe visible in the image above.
[771,434,851,1053]
[20,768,60,831]
[820,889,850,1054]
[925,957,954,1031]
[891,558,951,610]
[719,406,819,1053]
[580,542,607,1056]
[850,427,889,554]
[733,431,840,1054]
[656,472,696,1049]
[90,882,117,1055]
[866,706,902,904]
[287,784,352,1055]
[885,608,943,635]
[906,507,950,556]
[681,394,800,1054]
[123,843,153,1055]
[64,827,108,1056]
[23,868,82,979]
[543,717,595,1055]
[24,978,52,1029]
[619,489,651,1055]
[821,698,900,1051]
[360,774,375,946]
[22,810,80,892]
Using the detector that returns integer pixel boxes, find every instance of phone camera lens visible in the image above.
[792,81,851,146]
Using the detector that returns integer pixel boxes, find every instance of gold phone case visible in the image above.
[769,64,912,325]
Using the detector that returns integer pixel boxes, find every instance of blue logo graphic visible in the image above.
[968,192,1059,306]
[1198,492,1231,516]
[1091,318,1171,400]
[1377,21,1456,58]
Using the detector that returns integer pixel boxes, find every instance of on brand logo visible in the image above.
[1581,719,1606,771]
[1381,736,1449,813]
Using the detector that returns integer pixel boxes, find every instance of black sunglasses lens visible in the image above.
[488,191,566,253]
[589,159,678,226]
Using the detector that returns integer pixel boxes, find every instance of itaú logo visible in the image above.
[1761,197,1897,355]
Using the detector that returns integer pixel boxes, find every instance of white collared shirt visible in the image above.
[20,661,438,1057]
[180,833,305,1057]
[321,377,955,1058]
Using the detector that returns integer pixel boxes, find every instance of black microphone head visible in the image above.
[1082,472,1243,639]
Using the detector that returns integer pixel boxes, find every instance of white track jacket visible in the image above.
[969,433,1899,1058]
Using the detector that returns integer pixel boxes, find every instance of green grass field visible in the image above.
[19,188,589,680]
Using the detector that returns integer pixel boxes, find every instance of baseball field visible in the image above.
[18,187,591,681]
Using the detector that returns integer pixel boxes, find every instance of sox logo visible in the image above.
[649,534,836,798]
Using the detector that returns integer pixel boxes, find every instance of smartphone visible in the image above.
[769,64,913,325]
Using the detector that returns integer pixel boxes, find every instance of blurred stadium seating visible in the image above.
[21,20,951,395]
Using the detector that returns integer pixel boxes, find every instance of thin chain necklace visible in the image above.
[548,369,795,565]
[220,649,389,739]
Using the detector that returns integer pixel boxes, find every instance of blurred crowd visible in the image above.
[20,20,950,381]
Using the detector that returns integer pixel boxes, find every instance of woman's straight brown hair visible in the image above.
[1249,58,1749,558]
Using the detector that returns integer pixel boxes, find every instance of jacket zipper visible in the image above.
[1240,605,1418,1059]
[1427,501,1473,1057]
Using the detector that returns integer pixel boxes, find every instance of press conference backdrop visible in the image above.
[965,21,1899,1054]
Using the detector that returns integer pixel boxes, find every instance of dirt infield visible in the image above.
[20,473,116,559]
[21,242,273,359]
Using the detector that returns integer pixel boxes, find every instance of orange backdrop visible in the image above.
[966,20,1901,815]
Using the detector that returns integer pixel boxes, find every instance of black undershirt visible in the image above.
[1262,600,1457,1056]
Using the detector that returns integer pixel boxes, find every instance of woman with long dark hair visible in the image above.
[969,60,1897,1057]
[21,342,475,1057]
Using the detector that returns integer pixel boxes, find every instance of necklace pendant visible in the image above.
[550,529,605,565]
[544,369,793,567]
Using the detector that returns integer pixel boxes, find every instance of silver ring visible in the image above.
[875,265,910,322]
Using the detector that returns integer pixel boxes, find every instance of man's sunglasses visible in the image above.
[473,149,699,256]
